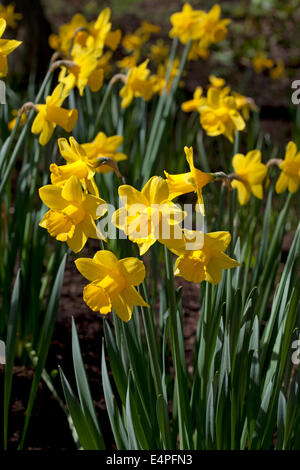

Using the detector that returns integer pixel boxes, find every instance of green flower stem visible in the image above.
[141,37,178,180]
[164,245,191,449]
[0,69,53,196]
[142,40,192,184]
[89,81,114,141]
[233,130,240,156]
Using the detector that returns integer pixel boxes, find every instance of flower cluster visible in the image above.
[28,4,299,325]
[170,3,230,58]
[182,76,258,142]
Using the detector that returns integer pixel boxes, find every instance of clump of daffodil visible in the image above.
[49,8,120,92]
[31,83,78,146]
[183,79,257,141]
[75,250,149,322]
[0,18,22,77]
[164,146,214,215]
[112,176,186,255]
[49,8,113,57]
[231,150,268,205]
[51,134,126,193]
[0,3,22,28]
[199,87,245,142]
[119,59,155,108]
[171,229,239,284]
[82,132,127,173]
[252,53,274,73]
[170,4,230,51]
[275,141,300,194]
[39,175,107,253]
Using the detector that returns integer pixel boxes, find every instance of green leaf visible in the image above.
[71,318,105,449]
[59,368,101,450]
[3,270,21,449]
[101,340,128,449]
[18,254,66,449]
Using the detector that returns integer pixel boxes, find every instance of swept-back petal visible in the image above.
[39,184,67,210]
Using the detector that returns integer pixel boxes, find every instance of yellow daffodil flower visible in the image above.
[169,3,205,45]
[149,40,170,64]
[75,250,149,322]
[50,137,99,195]
[199,87,245,142]
[119,59,154,108]
[122,33,145,54]
[164,146,214,215]
[31,83,78,146]
[275,141,300,194]
[82,132,127,173]
[187,42,210,61]
[231,150,267,205]
[112,176,186,255]
[39,175,107,252]
[49,8,112,57]
[0,18,22,77]
[181,86,205,112]
[59,44,104,96]
[89,8,111,53]
[232,92,258,120]
[252,53,274,73]
[197,4,230,49]
[150,58,181,95]
[172,230,239,284]
[48,13,89,55]
[0,3,22,28]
